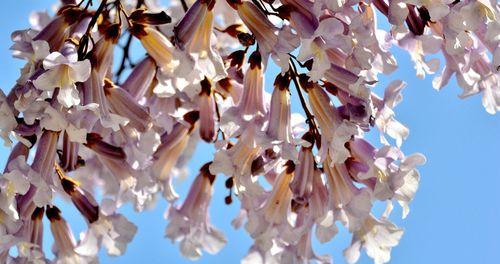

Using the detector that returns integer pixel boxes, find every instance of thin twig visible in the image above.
[288,53,307,68]
[115,0,143,83]
[78,0,109,60]
[249,0,319,144]
[288,59,321,146]
[77,0,87,7]
[180,0,188,12]
[213,92,226,141]
[251,0,280,17]
[83,0,93,10]
[115,33,134,83]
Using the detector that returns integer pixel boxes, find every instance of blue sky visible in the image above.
[1,1,500,263]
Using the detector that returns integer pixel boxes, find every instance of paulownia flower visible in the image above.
[165,163,226,260]
[344,214,403,264]
[33,51,91,108]
[220,51,267,137]
[46,206,96,264]
[174,0,226,81]
[152,111,199,201]
[131,24,179,74]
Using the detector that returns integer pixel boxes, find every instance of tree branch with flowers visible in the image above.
[0,0,498,263]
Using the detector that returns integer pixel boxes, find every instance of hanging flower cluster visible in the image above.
[0,0,498,263]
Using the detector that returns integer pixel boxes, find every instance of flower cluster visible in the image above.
[0,0,497,263]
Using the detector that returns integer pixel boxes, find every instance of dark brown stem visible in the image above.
[372,0,388,16]
[288,53,307,68]
[115,0,143,83]
[77,0,87,7]
[83,0,93,10]
[372,0,426,36]
[259,0,278,12]
[288,59,321,146]
[115,33,134,83]
[251,0,281,18]
[78,0,108,60]
[213,92,226,141]
[180,0,188,12]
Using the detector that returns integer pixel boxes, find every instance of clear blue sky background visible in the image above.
[1,1,499,263]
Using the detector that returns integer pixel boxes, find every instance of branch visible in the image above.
[288,59,321,147]
[115,33,134,83]
[78,0,108,60]
[115,0,143,83]
[213,92,226,141]
[251,0,281,18]
[180,0,188,12]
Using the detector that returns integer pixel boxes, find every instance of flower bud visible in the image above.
[237,51,266,120]
[152,112,199,182]
[23,207,44,248]
[104,79,152,132]
[46,206,83,262]
[266,73,291,141]
[307,84,341,140]
[60,177,99,223]
[198,77,216,142]
[130,10,172,25]
[174,0,215,54]
[131,24,178,73]
[61,131,79,171]
[235,1,278,55]
[85,133,126,160]
[262,161,294,224]
[289,133,315,204]
[31,130,59,184]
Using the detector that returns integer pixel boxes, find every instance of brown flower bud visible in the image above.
[130,9,172,25]
[228,50,246,69]
[248,51,262,70]
[237,32,255,47]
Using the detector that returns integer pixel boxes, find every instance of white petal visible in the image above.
[4,170,30,195]
[57,85,81,108]
[69,59,91,83]
[401,153,427,170]
[344,240,362,264]
[75,229,100,257]
[202,228,227,254]
[316,211,339,243]
[242,250,264,264]
[32,68,60,91]
[153,78,176,97]
[347,189,372,219]
[40,105,68,131]
[32,181,52,207]
[388,1,408,25]
[32,40,50,61]
[66,124,87,144]
[396,170,420,219]
[428,3,449,20]
[43,52,67,69]
[180,239,202,260]
[100,113,129,132]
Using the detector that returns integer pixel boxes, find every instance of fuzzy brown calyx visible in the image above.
[274,72,291,91]
[248,51,262,70]
[130,9,172,25]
